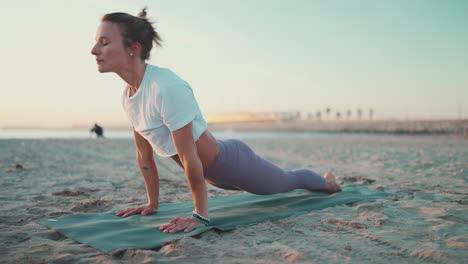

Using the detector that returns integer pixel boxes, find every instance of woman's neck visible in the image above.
[117,61,147,90]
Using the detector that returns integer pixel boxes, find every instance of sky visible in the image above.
[1,0,467,128]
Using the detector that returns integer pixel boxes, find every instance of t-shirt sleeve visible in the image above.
[158,84,197,131]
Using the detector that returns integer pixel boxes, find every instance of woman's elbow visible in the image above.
[180,152,201,168]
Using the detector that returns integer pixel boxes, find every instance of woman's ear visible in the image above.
[130,42,142,57]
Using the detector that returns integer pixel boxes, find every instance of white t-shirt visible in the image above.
[122,64,208,157]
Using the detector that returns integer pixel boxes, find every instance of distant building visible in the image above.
[205,111,300,124]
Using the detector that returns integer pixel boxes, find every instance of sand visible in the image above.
[1,133,467,263]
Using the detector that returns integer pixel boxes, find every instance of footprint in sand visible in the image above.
[53,187,98,197]
[3,232,31,244]
[71,199,113,213]
[36,229,66,241]
[445,236,468,248]
[340,175,376,185]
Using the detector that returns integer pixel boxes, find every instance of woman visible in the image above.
[91,8,341,234]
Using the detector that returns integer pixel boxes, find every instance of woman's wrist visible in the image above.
[194,209,208,218]
[147,201,158,208]
[192,211,210,225]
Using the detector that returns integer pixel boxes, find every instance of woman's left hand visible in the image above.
[160,217,204,233]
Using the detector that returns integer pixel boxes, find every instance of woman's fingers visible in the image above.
[160,218,179,231]
[160,224,173,232]
[115,207,135,216]
[160,218,203,233]
[160,221,180,232]
[169,217,181,224]
[115,205,158,217]
[123,207,142,217]
[160,224,171,231]
[160,222,179,233]
[116,207,141,217]
[115,209,127,215]
[166,224,183,233]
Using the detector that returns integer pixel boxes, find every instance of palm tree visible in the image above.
[295,111,301,120]
[336,111,341,120]
[369,108,374,120]
[316,111,322,120]
[326,107,331,120]
[346,109,352,120]
[357,108,362,120]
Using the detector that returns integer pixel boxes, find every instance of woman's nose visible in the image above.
[91,43,100,55]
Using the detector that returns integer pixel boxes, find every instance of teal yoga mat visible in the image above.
[36,186,389,254]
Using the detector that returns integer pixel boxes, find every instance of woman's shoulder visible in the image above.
[148,65,188,88]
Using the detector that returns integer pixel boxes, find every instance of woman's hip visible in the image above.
[203,139,255,184]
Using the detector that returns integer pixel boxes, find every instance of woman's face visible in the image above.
[91,22,131,73]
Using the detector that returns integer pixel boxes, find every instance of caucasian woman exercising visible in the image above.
[91,8,341,234]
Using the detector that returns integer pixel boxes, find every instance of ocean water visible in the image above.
[0,128,336,140]
[0,128,133,139]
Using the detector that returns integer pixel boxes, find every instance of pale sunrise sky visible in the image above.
[1,0,467,128]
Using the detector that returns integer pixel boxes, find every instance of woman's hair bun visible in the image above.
[102,7,162,60]
[138,7,147,18]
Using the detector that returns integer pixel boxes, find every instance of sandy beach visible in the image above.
[1,132,467,263]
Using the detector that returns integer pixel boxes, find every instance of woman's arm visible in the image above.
[171,122,208,216]
[160,122,208,233]
[115,129,159,217]
[134,128,160,207]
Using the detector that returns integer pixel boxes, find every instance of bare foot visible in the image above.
[323,171,342,193]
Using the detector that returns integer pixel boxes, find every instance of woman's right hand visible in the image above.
[115,204,157,217]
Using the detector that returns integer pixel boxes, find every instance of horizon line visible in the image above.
[1,118,466,130]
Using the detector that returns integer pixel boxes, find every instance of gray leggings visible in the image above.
[203,139,326,195]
